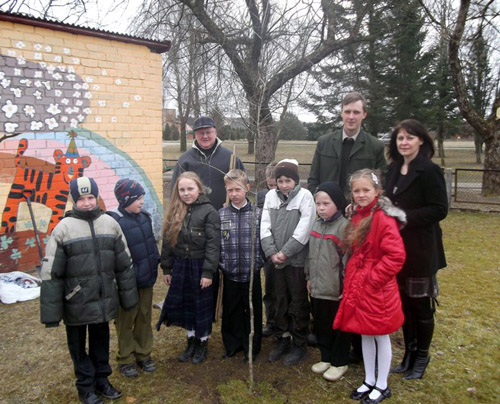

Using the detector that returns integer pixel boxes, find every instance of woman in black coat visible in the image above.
[385,119,448,380]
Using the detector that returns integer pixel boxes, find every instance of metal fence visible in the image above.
[453,168,500,205]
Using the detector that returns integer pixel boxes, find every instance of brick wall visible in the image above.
[0,19,165,273]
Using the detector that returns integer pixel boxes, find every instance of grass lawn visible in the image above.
[0,211,499,403]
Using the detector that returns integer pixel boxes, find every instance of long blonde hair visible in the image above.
[163,171,203,247]
[343,169,382,251]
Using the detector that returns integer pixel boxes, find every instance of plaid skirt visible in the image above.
[156,257,213,338]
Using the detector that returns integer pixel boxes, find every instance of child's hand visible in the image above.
[271,253,281,265]
[200,277,212,289]
[164,275,171,286]
[307,280,311,294]
[277,251,287,263]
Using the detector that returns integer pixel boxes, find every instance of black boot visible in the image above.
[404,318,434,380]
[268,336,291,362]
[192,339,208,364]
[178,337,196,362]
[391,319,417,373]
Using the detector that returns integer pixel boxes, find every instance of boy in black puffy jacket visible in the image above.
[40,177,138,404]
[107,179,160,378]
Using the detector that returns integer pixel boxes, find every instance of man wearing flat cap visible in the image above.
[171,116,245,210]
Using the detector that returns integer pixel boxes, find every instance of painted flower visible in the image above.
[115,78,122,85]
[34,71,43,78]
[45,117,59,130]
[16,57,26,65]
[15,41,25,49]
[75,100,83,107]
[33,90,42,100]
[0,235,14,250]
[68,66,75,73]
[61,98,69,105]
[53,55,62,63]
[57,65,65,72]
[7,50,16,57]
[66,74,76,81]
[0,72,4,79]
[64,48,70,54]
[83,107,92,114]
[42,81,51,90]
[25,238,36,248]
[98,100,106,107]
[34,80,42,88]
[84,92,92,99]
[92,84,100,90]
[23,104,35,118]
[1,78,11,88]
[85,76,93,83]
[2,100,18,118]
[82,83,89,90]
[39,62,47,68]
[72,58,80,64]
[70,118,78,128]
[20,78,32,87]
[72,91,81,98]
[60,115,68,122]
[47,103,61,115]
[13,68,21,76]
[74,83,82,90]
[52,72,62,80]
[30,121,43,130]
[123,102,130,108]
[10,87,22,97]
[10,249,22,262]
[95,116,102,123]
[34,53,42,60]
[46,64,55,74]
[57,81,64,87]
[34,43,43,51]
[134,95,142,101]
[101,70,107,76]
[54,89,62,97]
[77,114,85,122]
[4,122,19,133]
[111,116,117,123]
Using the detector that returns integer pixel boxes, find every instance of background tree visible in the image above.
[448,0,500,195]
[279,113,307,140]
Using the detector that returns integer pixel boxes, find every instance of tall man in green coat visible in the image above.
[307,92,387,196]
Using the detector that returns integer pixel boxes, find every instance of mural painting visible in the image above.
[0,18,169,273]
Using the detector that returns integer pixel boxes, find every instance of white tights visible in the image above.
[357,334,392,399]
[186,330,209,342]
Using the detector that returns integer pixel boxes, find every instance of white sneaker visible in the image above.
[323,365,348,381]
[311,361,331,374]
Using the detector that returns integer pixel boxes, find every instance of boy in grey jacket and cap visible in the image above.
[260,159,316,366]
[40,176,138,404]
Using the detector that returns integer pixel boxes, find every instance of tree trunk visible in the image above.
[437,123,446,165]
[474,133,482,164]
[482,131,500,196]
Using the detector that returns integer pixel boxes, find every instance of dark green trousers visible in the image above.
[115,287,154,365]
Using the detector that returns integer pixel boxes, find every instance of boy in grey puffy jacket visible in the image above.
[40,177,138,404]
[260,159,316,366]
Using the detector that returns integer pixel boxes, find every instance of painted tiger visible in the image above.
[1,138,91,234]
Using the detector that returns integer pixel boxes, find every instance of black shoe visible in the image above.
[118,363,139,378]
[307,332,318,347]
[78,392,104,404]
[268,336,291,362]
[403,354,430,380]
[178,337,196,363]
[283,345,307,366]
[262,325,274,337]
[350,382,374,401]
[361,386,391,404]
[95,381,122,400]
[137,358,156,372]
[192,339,208,364]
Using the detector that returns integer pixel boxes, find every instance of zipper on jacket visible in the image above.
[89,218,106,323]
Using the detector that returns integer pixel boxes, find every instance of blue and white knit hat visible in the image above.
[69,176,99,203]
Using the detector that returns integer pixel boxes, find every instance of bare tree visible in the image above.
[172,0,371,184]
[448,0,500,195]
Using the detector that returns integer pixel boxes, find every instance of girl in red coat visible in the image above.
[333,169,406,404]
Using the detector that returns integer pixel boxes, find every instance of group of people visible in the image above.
[39,92,448,404]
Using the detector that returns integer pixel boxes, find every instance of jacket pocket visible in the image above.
[190,227,206,248]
